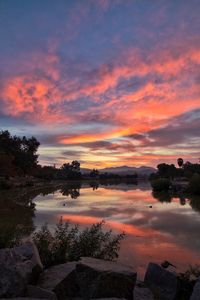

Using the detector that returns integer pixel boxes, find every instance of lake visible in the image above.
[1,181,200,279]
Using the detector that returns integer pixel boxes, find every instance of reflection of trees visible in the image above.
[0,183,85,248]
[0,196,35,248]
[188,195,200,213]
[0,185,62,248]
[61,188,80,199]
[152,191,172,203]
[179,195,186,206]
[89,181,99,190]
[60,182,82,199]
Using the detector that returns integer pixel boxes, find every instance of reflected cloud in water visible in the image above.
[1,182,199,278]
[32,182,200,278]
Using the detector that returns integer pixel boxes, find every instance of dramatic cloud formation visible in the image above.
[0,0,199,168]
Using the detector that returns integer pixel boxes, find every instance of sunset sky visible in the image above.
[0,0,200,168]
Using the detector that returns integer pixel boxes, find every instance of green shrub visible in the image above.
[188,173,200,195]
[150,178,170,191]
[33,219,125,267]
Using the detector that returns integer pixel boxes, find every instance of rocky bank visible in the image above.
[0,242,199,300]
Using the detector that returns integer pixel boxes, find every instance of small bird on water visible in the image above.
[161,260,176,269]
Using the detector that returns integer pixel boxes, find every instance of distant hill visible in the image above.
[100,166,156,176]
[81,168,92,174]
[81,166,156,176]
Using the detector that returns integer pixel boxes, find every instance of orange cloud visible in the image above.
[1,39,200,168]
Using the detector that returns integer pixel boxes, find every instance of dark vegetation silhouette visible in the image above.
[0,130,83,183]
[89,169,99,178]
[61,182,81,199]
[150,158,200,194]
[59,161,81,179]
[1,130,200,194]
[0,130,139,188]
[33,219,125,268]
[0,188,36,248]
[0,130,40,177]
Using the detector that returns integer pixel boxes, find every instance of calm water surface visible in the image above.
[32,182,200,278]
[1,181,200,279]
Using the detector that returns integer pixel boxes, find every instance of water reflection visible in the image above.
[1,182,200,278]
[0,189,35,247]
[152,191,172,203]
[61,182,81,199]
[89,181,99,190]
[189,195,200,213]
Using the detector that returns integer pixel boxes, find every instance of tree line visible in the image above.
[0,130,139,182]
[0,130,83,180]
[150,158,200,195]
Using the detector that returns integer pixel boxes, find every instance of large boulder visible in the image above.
[0,242,43,298]
[190,277,200,300]
[76,257,137,300]
[14,241,43,283]
[144,263,179,300]
[38,262,78,299]
[0,248,26,297]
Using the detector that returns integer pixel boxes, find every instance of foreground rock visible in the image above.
[38,257,137,300]
[134,281,154,300]
[144,262,179,300]
[26,285,57,299]
[76,257,137,300]
[190,277,200,300]
[14,241,43,283]
[0,242,43,298]
[38,262,78,299]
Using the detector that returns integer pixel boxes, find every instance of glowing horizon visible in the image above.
[0,0,199,168]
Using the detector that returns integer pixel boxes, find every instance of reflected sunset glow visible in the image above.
[34,183,200,278]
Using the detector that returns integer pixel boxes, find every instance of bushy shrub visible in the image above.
[33,219,125,267]
[188,173,200,195]
[150,178,170,191]
[178,265,200,299]
[179,264,200,281]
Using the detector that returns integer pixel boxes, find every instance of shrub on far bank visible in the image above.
[150,178,170,192]
[188,173,200,195]
[33,219,125,268]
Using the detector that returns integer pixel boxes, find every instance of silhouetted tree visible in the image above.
[59,160,81,180]
[183,163,200,178]
[89,169,99,178]
[0,130,40,176]
[34,165,57,180]
[177,158,184,168]
[0,154,15,177]
[157,163,178,179]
